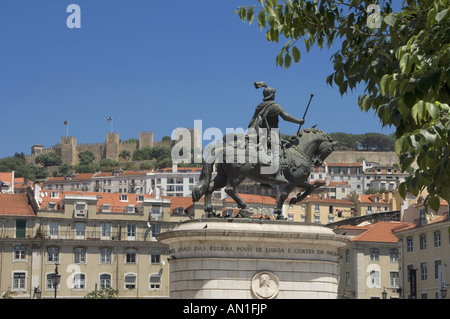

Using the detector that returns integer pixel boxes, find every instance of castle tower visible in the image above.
[61,136,78,165]
[139,131,154,149]
[105,132,120,161]
[31,145,44,156]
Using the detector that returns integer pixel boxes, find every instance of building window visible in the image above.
[149,274,161,290]
[75,223,85,239]
[314,204,320,213]
[390,272,399,287]
[47,247,59,263]
[100,248,112,264]
[14,245,26,261]
[369,270,380,288]
[151,224,161,239]
[100,274,111,289]
[435,260,442,279]
[370,248,379,261]
[328,215,334,223]
[434,230,441,247]
[48,222,59,239]
[127,224,136,241]
[314,214,320,224]
[389,248,398,262]
[15,220,26,239]
[74,202,87,218]
[407,237,413,252]
[150,252,161,264]
[345,271,350,286]
[120,194,128,202]
[73,273,86,289]
[101,223,111,240]
[345,249,350,263]
[125,205,135,214]
[125,249,137,264]
[74,248,86,264]
[420,262,428,281]
[124,274,136,290]
[420,233,427,250]
[102,204,111,213]
[12,272,26,290]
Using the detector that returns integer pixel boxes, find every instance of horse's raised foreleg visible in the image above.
[275,183,296,220]
[289,182,314,205]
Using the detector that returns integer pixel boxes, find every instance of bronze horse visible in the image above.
[192,128,335,220]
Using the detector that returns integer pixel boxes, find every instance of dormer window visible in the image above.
[125,205,135,214]
[74,202,87,218]
[48,202,57,211]
[51,192,59,199]
[136,195,144,202]
[102,204,111,213]
[120,195,128,202]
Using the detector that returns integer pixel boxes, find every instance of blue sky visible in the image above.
[0,0,394,159]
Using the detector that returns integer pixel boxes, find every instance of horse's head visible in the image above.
[291,128,335,166]
[312,139,335,166]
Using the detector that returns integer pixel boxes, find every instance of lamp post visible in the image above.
[382,289,387,299]
[52,264,61,299]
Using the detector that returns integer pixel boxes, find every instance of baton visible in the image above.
[297,94,314,134]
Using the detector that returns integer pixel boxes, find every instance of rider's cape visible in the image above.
[248,101,284,129]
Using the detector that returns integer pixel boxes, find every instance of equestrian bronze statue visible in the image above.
[192,82,335,220]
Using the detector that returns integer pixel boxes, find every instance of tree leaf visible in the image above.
[380,74,390,97]
[285,52,291,69]
[436,8,449,22]
[257,9,266,30]
[246,6,255,25]
[426,102,440,119]
[292,45,301,63]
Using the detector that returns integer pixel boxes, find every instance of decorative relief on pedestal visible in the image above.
[251,271,280,299]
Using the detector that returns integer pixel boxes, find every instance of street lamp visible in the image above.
[382,289,387,299]
[52,264,61,299]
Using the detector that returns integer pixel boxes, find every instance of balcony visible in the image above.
[0,228,160,242]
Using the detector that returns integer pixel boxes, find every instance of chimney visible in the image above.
[172,163,178,173]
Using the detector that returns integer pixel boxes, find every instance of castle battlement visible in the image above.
[28,131,161,166]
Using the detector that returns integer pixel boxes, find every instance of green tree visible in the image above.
[119,150,131,162]
[78,151,95,166]
[85,286,119,299]
[35,152,62,168]
[235,0,449,210]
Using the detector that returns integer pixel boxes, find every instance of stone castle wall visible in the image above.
[26,131,171,165]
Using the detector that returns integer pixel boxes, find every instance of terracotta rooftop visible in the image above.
[351,221,413,243]
[0,193,36,216]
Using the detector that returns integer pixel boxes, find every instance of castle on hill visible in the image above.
[26,131,171,166]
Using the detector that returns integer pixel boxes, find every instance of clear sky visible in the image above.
[0,0,395,159]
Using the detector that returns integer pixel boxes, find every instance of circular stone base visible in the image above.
[156,219,349,299]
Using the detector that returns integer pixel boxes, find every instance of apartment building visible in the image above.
[394,202,450,299]
[0,186,195,299]
[285,194,355,224]
[334,221,413,299]
[42,165,226,199]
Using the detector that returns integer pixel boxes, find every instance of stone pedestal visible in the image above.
[156,219,349,299]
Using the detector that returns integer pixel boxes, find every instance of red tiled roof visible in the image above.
[0,193,35,216]
[351,221,413,243]
[0,172,13,184]
[163,196,194,212]
[359,195,389,204]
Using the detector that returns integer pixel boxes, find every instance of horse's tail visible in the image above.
[192,162,214,202]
